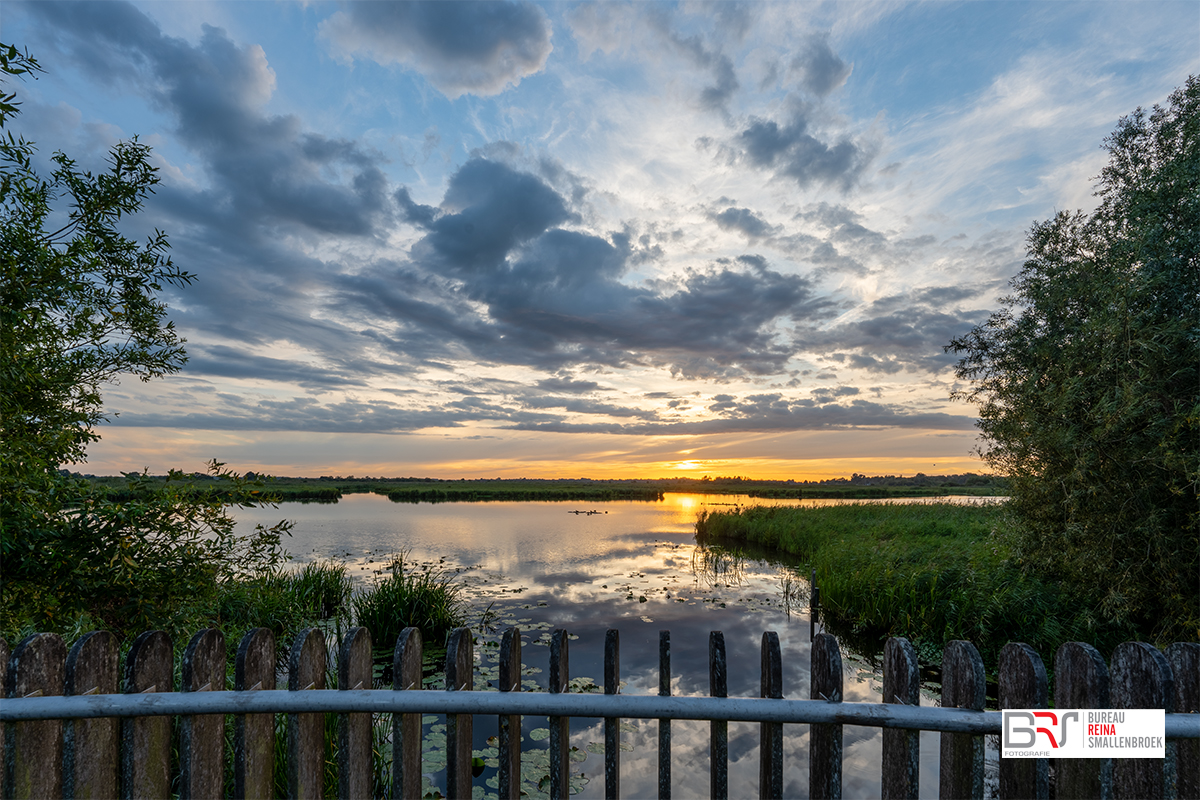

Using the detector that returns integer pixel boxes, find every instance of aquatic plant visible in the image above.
[352,553,465,651]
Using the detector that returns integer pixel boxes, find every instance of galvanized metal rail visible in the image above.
[2,627,1197,800]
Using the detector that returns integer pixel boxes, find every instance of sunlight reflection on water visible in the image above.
[234,492,999,797]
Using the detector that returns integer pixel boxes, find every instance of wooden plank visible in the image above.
[810,631,842,800]
[6,632,66,799]
[287,628,328,800]
[604,628,620,800]
[939,640,985,800]
[0,637,6,800]
[64,630,119,799]
[180,628,225,799]
[337,627,373,800]
[1111,641,1174,800]
[882,637,920,800]
[498,627,522,800]
[393,627,424,800]
[759,631,783,800]
[998,642,1048,800]
[659,630,672,800]
[121,629,173,800]
[446,627,475,800]
[1166,642,1199,800]
[1054,641,1111,799]
[235,627,276,800]
[549,629,570,800]
[709,630,728,800]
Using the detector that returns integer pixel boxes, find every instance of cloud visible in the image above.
[30,2,395,239]
[320,1,553,98]
[735,105,876,191]
[790,32,853,96]
[350,158,835,378]
[709,205,780,240]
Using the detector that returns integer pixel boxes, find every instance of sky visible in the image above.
[7,1,1198,480]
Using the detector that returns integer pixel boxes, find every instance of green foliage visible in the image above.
[947,77,1199,643]
[0,46,290,639]
[352,554,466,654]
[212,560,351,647]
[695,502,1078,665]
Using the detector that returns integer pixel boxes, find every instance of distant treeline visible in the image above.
[386,487,664,503]
[77,471,1006,504]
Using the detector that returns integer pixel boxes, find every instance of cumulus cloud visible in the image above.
[320,1,553,98]
[709,205,780,239]
[790,32,853,96]
[735,105,876,191]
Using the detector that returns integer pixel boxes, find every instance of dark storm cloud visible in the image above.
[320,1,552,98]
[790,32,852,97]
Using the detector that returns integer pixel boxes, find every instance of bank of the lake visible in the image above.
[694,501,1099,667]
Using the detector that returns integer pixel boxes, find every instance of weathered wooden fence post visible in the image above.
[1166,642,1199,800]
[64,630,119,799]
[498,627,522,800]
[882,636,921,800]
[940,640,985,800]
[998,642,1049,800]
[0,637,6,800]
[446,627,475,800]
[604,628,621,800]
[121,629,172,800]
[338,627,373,800]
[548,628,570,800]
[180,628,225,799]
[234,627,276,800]
[1054,641,1111,800]
[393,628,424,800]
[659,629,672,800]
[759,631,783,800]
[1111,642,1174,799]
[810,631,843,800]
[287,628,328,799]
[5,632,66,798]
[709,630,728,800]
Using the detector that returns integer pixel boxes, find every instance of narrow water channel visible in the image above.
[235,492,995,798]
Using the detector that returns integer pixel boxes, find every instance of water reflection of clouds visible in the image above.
[232,493,980,796]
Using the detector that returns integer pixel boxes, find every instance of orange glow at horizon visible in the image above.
[82,427,990,481]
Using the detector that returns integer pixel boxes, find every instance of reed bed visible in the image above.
[352,553,466,656]
[695,502,1077,665]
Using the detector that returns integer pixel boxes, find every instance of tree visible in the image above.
[1,45,288,635]
[947,77,1199,644]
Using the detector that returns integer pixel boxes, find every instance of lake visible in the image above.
[235,492,996,798]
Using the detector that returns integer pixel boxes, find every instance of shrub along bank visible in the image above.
[694,502,1135,667]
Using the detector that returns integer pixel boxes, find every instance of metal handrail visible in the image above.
[3,690,1198,739]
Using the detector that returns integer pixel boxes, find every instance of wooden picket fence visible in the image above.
[1,626,1197,799]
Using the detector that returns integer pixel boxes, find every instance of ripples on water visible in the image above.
[235,493,1000,798]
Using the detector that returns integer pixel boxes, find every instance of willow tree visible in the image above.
[947,77,1198,644]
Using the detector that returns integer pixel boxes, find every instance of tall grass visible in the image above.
[352,553,465,653]
[695,502,1088,666]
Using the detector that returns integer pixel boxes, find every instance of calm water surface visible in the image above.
[235,493,995,798]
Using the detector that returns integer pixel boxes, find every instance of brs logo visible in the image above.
[1003,710,1080,749]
